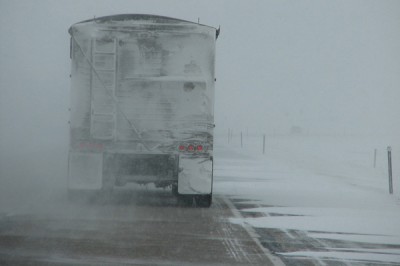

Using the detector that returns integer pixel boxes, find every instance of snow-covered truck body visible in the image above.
[68,14,218,206]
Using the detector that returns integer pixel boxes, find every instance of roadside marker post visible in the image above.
[388,146,393,194]
[263,134,266,155]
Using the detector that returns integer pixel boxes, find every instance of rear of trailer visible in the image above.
[67,14,218,207]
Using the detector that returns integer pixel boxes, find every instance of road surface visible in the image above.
[0,187,279,265]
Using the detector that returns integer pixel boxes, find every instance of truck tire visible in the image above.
[177,195,193,207]
[171,184,178,196]
[195,194,212,208]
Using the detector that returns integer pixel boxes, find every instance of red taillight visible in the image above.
[179,143,205,152]
[179,145,185,151]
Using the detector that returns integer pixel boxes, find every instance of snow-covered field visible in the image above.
[213,134,400,264]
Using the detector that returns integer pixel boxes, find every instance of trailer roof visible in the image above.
[69,14,219,36]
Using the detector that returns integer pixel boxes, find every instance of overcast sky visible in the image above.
[1,0,399,154]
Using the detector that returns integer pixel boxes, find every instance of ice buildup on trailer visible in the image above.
[67,14,219,207]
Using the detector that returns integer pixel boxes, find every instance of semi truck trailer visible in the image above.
[67,14,219,207]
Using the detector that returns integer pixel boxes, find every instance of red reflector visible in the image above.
[179,145,185,151]
[197,145,203,151]
[188,145,194,151]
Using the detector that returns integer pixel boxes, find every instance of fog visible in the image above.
[0,1,400,264]
[0,0,399,213]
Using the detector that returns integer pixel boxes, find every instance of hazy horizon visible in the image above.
[1,0,399,156]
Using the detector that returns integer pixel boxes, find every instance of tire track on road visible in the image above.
[221,197,285,266]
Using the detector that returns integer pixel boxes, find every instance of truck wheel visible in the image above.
[177,195,193,207]
[171,184,178,196]
[195,194,212,208]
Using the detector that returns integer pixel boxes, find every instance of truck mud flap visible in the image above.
[178,156,213,194]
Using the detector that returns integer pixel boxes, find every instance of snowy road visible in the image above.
[214,135,400,265]
[1,135,400,265]
[0,189,277,265]
[230,199,400,266]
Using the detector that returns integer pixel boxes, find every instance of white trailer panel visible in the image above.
[68,14,219,207]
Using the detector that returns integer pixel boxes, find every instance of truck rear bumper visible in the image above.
[68,151,213,194]
[68,151,179,190]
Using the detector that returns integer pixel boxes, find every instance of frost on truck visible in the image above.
[67,14,219,207]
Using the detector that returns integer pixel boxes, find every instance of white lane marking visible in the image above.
[282,229,295,239]
[222,197,286,266]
